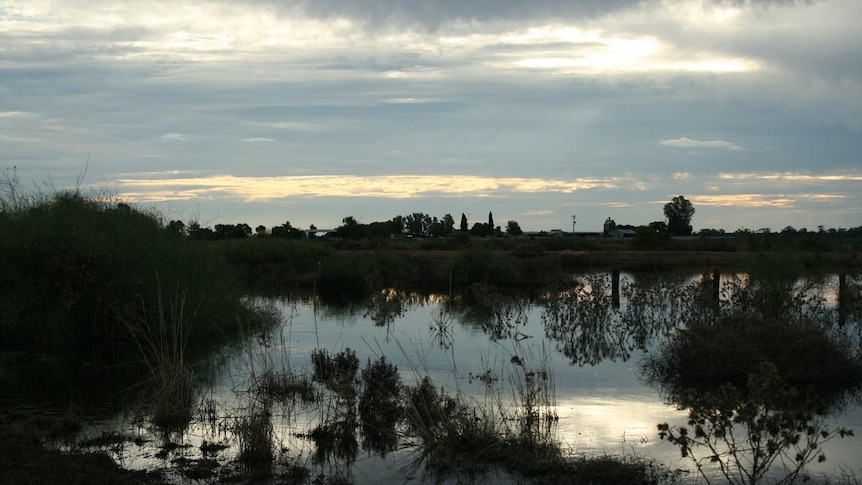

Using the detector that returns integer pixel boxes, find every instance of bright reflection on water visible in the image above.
[74,271,862,484]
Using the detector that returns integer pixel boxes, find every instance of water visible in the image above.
[40,272,862,482]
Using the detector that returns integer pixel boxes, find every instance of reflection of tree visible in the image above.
[453,283,529,341]
[621,275,707,348]
[542,274,688,366]
[359,357,402,455]
[307,350,403,468]
[363,288,407,327]
[542,274,624,366]
[642,281,862,484]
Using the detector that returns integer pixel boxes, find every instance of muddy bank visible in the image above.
[0,409,164,485]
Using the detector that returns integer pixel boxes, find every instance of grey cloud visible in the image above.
[266,0,640,30]
[661,137,743,150]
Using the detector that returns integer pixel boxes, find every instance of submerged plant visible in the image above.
[429,307,455,349]
[508,346,558,445]
[312,348,360,400]
[234,404,275,468]
[358,356,402,455]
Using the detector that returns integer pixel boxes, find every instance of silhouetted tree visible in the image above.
[440,213,455,235]
[488,211,494,229]
[405,212,432,237]
[166,220,186,237]
[648,221,668,233]
[188,221,215,240]
[506,220,523,236]
[272,220,305,239]
[460,213,468,232]
[335,216,365,240]
[664,195,695,236]
[215,223,252,239]
[470,222,494,237]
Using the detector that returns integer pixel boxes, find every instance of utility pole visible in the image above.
[571,215,576,237]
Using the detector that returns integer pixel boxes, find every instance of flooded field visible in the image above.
[3,270,862,484]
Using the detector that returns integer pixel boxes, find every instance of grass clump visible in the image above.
[358,356,402,454]
[120,279,196,429]
[234,405,275,469]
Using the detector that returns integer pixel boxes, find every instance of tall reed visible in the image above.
[121,276,197,429]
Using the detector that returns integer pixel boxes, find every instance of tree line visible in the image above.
[165,194,860,242]
[167,210,526,241]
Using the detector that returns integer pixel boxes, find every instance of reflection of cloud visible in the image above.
[115,174,619,202]
[660,137,743,150]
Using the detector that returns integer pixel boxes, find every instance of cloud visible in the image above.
[114,174,620,202]
[3,0,859,232]
[718,172,862,182]
[241,137,275,143]
[660,137,744,150]
[161,133,188,141]
[0,111,35,118]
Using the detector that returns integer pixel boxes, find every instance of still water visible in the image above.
[78,271,862,483]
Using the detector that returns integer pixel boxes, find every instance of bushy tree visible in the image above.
[664,195,695,236]
[271,220,305,239]
[335,216,365,240]
[405,212,432,237]
[506,220,523,236]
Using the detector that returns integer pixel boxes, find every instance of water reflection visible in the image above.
[541,273,691,366]
[10,269,860,483]
[450,283,531,341]
[641,272,862,484]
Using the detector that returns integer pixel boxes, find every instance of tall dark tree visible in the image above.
[488,211,494,229]
[460,213,468,232]
[664,195,695,236]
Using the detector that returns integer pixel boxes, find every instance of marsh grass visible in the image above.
[0,177,272,363]
[400,338,568,481]
[234,403,275,468]
[121,277,197,429]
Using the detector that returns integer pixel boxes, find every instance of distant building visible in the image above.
[607,228,637,238]
[603,218,635,238]
[603,217,616,236]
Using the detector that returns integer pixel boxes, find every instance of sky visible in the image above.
[2,0,860,233]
